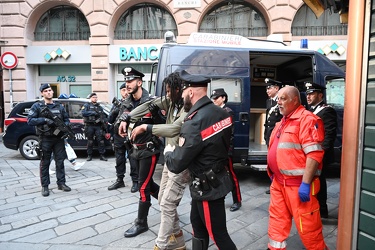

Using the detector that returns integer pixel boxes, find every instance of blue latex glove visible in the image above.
[298,182,310,202]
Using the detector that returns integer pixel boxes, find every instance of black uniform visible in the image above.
[309,100,337,216]
[120,87,161,238]
[165,96,236,250]
[81,102,106,157]
[223,105,242,209]
[107,97,129,188]
[27,101,70,188]
[120,88,160,200]
[264,97,282,146]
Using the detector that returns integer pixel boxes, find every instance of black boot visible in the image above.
[192,236,209,250]
[41,186,49,197]
[131,182,139,193]
[108,177,125,190]
[100,155,108,161]
[86,155,92,161]
[124,201,151,237]
[151,187,159,200]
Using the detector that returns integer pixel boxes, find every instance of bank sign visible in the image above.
[109,45,161,63]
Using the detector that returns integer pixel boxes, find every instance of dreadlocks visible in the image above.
[161,72,183,109]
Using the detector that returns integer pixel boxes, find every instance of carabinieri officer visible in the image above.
[164,70,237,250]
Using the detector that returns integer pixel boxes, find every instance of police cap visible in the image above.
[305,82,326,94]
[265,78,282,89]
[87,92,97,99]
[210,88,227,100]
[122,67,145,82]
[119,83,126,89]
[180,70,210,90]
[39,83,51,92]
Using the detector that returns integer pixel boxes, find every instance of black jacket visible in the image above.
[309,101,337,164]
[119,88,160,158]
[264,97,282,146]
[165,96,233,200]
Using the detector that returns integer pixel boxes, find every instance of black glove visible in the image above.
[149,104,166,124]
[45,118,54,125]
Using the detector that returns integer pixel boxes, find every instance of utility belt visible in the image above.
[133,141,155,150]
[193,166,227,191]
[191,165,232,201]
[85,122,102,126]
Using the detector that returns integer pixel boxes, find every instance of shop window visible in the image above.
[292,4,348,36]
[70,85,91,99]
[35,5,90,41]
[199,2,268,37]
[115,4,177,39]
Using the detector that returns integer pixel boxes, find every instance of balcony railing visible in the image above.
[199,27,268,37]
[292,24,348,36]
[114,29,178,40]
[34,32,90,41]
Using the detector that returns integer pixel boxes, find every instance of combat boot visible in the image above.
[86,155,92,161]
[131,181,139,193]
[41,186,49,197]
[124,201,151,237]
[192,236,209,250]
[108,177,125,190]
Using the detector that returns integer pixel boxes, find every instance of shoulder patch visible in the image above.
[184,110,198,121]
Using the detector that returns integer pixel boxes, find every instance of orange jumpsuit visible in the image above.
[267,105,328,250]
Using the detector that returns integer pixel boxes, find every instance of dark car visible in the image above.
[2,98,113,160]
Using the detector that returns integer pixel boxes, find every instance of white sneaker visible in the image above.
[71,161,85,171]
[49,168,55,175]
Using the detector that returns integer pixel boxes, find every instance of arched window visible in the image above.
[292,4,347,36]
[199,2,267,37]
[35,6,90,41]
[115,4,177,39]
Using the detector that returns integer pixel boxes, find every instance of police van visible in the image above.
[150,32,345,171]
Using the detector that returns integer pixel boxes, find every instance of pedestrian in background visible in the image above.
[164,70,237,250]
[263,78,283,195]
[306,82,337,218]
[211,88,242,212]
[107,83,130,191]
[81,92,107,161]
[127,72,188,250]
[267,86,327,250]
[117,67,160,238]
[27,83,71,197]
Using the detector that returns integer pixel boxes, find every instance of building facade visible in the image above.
[0,0,348,117]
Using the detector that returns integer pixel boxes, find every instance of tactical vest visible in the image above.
[83,102,102,124]
[36,102,64,136]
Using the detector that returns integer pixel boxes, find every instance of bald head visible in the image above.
[277,86,301,116]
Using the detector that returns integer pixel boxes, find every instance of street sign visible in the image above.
[1,51,18,69]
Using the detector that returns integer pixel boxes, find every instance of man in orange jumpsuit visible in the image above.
[267,86,328,250]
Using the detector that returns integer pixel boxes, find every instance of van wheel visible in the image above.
[19,135,40,160]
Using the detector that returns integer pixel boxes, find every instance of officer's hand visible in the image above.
[118,121,128,137]
[45,118,54,125]
[164,144,175,155]
[298,182,311,202]
[130,124,146,141]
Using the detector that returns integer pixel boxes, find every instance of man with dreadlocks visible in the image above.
[119,72,188,250]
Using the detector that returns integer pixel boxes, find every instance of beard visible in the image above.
[128,84,139,95]
[183,94,192,112]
